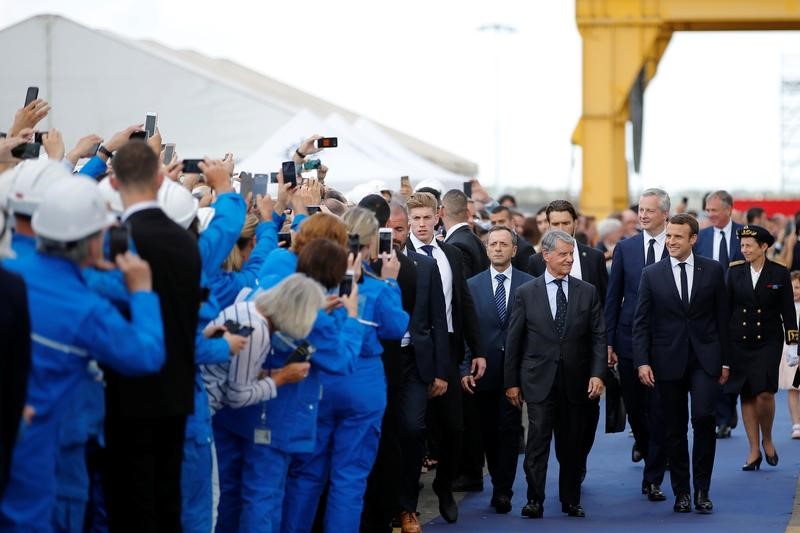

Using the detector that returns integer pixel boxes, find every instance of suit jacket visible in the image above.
[444,224,489,279]
[462,267,533,391]
[632,256,731,381]
[527,243,608,304]
[381,251,450,385]
[504,275,607,404]
[512,237,535,272]
[604,233,669,359]
[406,239,484,364]
[105,208,202,418]
[694,222,744,265]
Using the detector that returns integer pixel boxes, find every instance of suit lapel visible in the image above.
[689,259,703,308]
[631,234,645,267]
[564,276,580,336]
[578,244,591,284]
[405,239,417,253]
[535,277,558,335]
[480,271,503,328]
[662,259,684,309]
[505,269,524,328]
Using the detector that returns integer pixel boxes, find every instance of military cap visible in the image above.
[737,224,775,247]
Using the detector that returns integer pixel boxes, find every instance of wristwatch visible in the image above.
[295,148,306,159]
[98,145,114,159]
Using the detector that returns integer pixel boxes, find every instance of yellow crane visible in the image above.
[574,0,800,217]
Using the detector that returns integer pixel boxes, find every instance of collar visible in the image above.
[716,219,733,235]
[670,252,695,269]
[410,232,437,251]
[490,265,512,281]
[644,227,666,244]
[121,200,161,223]
[544,269,567,285]
[443,222,469,242]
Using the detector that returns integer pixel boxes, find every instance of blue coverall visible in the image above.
[0,253,165,532]
[281,266,409,533]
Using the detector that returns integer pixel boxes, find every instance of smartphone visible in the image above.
[267,173,279,198]
[379,228,393,255]
[315,137,338,149]
[182,159,202,173]
[145,112,157,139]
[285,341,314,364]
[682,196,689,205]
[11,143,41,160]
[400,175,410,188]
[348,234,360,256]
[253,174,269,198]
[163,143,175,164]
[307,205,321,215]
[463,181,473,199]
[303,159,322,170]
[34,131,45,144]
[237,326,254,337]
[239,171,253,200]
[25,86,39,106]
[0,132,6,139]
[339,271,354,297]
[89,143,101,157]
[278,232,292,248]
[108,225,129,260]
[129,130,147,141]
[282,161,297,189]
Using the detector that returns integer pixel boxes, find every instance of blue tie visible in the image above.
[719,231,729,272]
[553,278,567,338]
[494,273,507,323]
[420,245,434,257]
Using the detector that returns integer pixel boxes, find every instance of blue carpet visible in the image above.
[426,391,799,532]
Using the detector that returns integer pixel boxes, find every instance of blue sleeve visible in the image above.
[78,156,108,179]
[256,248,296,286]
[82,268,130,311]
[195,335,231,365]
[307,309,365,375]
[198,192,247,279]
[375,281,409,340]
[81,292,165,375]
[291,213,307,231]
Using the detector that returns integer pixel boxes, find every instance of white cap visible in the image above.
[32,179,117,242]
[158,179,198,229]
[97,177,124,215]
[196,207,215,233]
[345,180,389,205]
[7,159,72,216]
[413,178,446,196]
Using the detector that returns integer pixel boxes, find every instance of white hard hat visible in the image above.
[7,159,72,216]
[32,179,116,242]
[158,179,198,229]
[413,178,446,196]
[97,177,124,215]
[345,180,389,205]
[196,207,215,233]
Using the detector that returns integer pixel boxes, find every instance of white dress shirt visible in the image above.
[643,228,667,262]
[751,265,762,289]
[120,200,161,223]
[670,253,695,303]
[544,270,569,319]
[490,265,513,308]
[410,232,454,332]
[443,222,470,243]
[569,245,583,280]
[711,219,733,262]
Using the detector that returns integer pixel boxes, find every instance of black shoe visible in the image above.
[561,503,586,517]
[434,487,458,523]
[451,476,483,492]
[644,483,666,502]
[716,425,731,439]
[491,494,512,514]
[763,443,779,466]
[694,490,713,514]
[641,480,649,495]
[673,493,691,513]
[632,442,644,463]
[742,454,762,471]
[521,500,543,519]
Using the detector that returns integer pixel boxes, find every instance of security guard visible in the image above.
[0,178,165,531]
[282,207,409,533]
[726,225,798,470]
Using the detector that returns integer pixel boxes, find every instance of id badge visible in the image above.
[254,427,271,445]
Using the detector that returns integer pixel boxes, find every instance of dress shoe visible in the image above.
[491,494,512,514]
[763,442,779,466]
[694,490,713,514]
[562,503,586,517]
[451,476,483,492]
[716,425,731,439]
[673,493,691,513]
[644,483,666,501]
[434,487,458,523]
[632,442,644,463]
[521,500,543,519]
[742,454,762,471]
[641,480,649,495]
[399,511,421,533]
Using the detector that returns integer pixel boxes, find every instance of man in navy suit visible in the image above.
[459,226,533,515]
[694,190,743,438]
[605,188,670,501]
[633,214,731,514]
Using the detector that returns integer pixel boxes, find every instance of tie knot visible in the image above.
[553,278,564,287]
[678,262,687,271]
[649,238,656,245]
[495,273,507,283]
[420,244,434,257]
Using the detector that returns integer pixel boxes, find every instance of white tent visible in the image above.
[0,15,477,179]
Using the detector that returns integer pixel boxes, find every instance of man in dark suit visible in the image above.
[442,189,489,279]
[505,229,606,519]
[605,188,670,501]
[105,141,202,531]
[406,192,485,524]
[459,226,532,514]
[360,197,450,533]
[490,206,534,271]
[694,190,743,439]
[633,214,730,514]
[527,200,608,476]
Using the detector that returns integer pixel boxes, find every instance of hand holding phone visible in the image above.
[108,225,130,260]
[25,87,39,107]
[282,161,297,189]
[10,143,41,160]
[378,228,393,255]
[315,137,338,149]
[182,159,203,173]
[145,112,157,139]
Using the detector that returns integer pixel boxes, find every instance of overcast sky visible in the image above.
[3,0,800,194]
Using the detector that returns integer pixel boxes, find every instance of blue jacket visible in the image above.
[0,253,165,530]
[694,222,744,267]
[8,232,36,262]
[199,193,246,281]
[77,156,107,180]
[351,265,409,360]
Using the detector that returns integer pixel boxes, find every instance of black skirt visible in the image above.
[725,339,784,397]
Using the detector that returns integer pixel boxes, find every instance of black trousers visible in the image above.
[580,399,600,474]
[523,364,586,506]
[458,391,484,482]
[715,387,738,428]
[657,360,717,495]
[618,357,667,484]
[474,389,522,498]
[104,413,187,533]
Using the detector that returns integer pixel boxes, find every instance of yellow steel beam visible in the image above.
[573,0,800,217]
